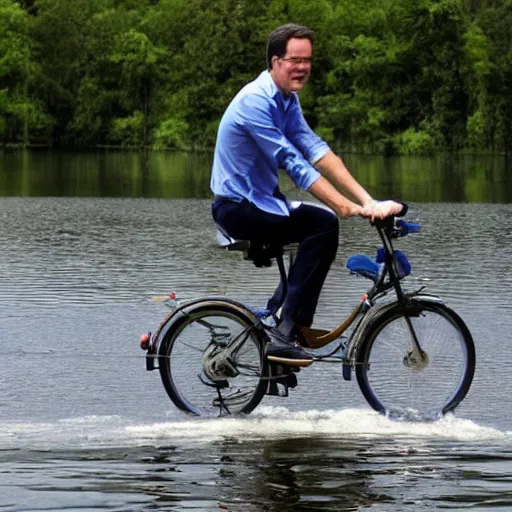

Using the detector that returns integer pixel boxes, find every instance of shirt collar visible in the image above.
[259,70,296,108]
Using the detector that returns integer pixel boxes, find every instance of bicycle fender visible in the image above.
[410,293,444,304]
[148,297,258,353]
[371,294,445,319]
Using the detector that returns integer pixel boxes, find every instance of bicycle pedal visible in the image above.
[267,381,290,397]
[266,380,281,396]
[273,372,297,389]
[266,364,298,396]
[282,372,297,388]
[275,364,298,387]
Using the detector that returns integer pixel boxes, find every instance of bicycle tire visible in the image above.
[355,299,475,420]
[158,300,269,417]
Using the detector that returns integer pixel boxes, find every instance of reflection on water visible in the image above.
[1,409,512,511]
[0,150,212,198]
[345,153,512,203]
[1,150,512,202]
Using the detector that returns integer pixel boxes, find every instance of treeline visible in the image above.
[1,0,511,154]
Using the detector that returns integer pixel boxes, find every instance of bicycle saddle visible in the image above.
[215,224,284,268]
[215,225,250,251]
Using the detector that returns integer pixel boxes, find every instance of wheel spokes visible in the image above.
[359,306,472,418]
[165,310,264,416]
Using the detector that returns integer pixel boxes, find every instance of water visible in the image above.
[1,151,512,510]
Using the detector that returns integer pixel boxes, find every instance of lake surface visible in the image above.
[1,151,512,511]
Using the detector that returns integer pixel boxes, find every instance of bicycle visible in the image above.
[140,202,475,420]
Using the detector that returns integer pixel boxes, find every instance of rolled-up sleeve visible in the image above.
[236,93,321,190]
[287,100,330,166]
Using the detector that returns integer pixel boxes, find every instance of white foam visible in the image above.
[125,407,509,445]
[0,409,508,450]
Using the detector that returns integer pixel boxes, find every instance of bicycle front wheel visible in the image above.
[355,299,475,420]
[158,301,268,417]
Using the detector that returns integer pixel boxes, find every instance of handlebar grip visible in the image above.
[396,201,408,217]
[370,200,409,229]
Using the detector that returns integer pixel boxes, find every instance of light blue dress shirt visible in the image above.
[210,70,330,216]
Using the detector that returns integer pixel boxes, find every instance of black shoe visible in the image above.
[265,329,313,367]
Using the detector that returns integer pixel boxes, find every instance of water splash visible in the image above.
[0,408,508,452]
[126,407,509,445]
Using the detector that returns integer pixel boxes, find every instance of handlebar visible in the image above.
[372,202,421,238]
[396,201,408,218]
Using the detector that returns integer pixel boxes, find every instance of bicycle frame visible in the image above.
[146,215,426,370]
[283,217,427,361]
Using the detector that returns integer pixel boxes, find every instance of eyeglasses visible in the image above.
[279,57,313,65]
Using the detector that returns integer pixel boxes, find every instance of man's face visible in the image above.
[270,37,312,94]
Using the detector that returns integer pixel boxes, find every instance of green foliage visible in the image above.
[110,110,144,147]
[0,0,53,145]
[314,126,334,145]
[393,128,436,156]
[153,117,189,150]
[463,23,492,81]
[466,109,487,150]
[0,0,510,153]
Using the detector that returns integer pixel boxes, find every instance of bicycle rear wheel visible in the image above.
[355,299,475,420]
[158,301,268,417]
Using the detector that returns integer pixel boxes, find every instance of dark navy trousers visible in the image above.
[212,199,339,330]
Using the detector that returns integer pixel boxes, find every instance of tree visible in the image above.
[0,0,52,145]
[32,0,114,145]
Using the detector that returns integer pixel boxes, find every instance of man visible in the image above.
[211,23,402,367]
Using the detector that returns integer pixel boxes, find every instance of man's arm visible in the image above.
[314,150,373,206]
[312,150,403,220]
[308,176,364,218]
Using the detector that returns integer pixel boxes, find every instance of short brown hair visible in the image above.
[266,24,315,70]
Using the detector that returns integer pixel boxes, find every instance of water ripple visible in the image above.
[2,198,512,511]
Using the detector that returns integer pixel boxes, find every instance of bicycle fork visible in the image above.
[377,222,430,370]
[402,315,429,370]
